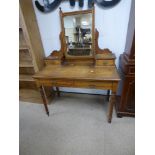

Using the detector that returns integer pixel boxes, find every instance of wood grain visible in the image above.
[34,65,120,81]
[19,0,52,103]
[32,8,121,123]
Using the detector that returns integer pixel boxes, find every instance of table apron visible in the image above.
[36,79,118,90]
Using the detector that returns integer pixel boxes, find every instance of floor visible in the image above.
[19,93,135,155]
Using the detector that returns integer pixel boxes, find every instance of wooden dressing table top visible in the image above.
[34,65,120,82]
[32,8,121,123]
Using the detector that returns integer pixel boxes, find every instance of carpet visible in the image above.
[19,92,135,155]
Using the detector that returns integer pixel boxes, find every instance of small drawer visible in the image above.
[96,60,115,66]
[36,79,52,87]
[52,80,74,87]
[74,81,113,89]
[36,79,74,87]
[45,60,61,65]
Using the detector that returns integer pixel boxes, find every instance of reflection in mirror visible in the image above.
[64,13,92,57]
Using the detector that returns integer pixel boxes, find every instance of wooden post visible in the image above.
[39,85,49,116]
[56,87,60,97]
[108,92,116,123]
[107,89,110,101]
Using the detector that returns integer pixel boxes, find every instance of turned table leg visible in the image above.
[107,89,110,101]
[39,85,49,116]
[108,92,116,123]
[56,87,60,97]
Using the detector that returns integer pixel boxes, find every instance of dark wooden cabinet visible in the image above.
[116,35,135,117]
[123,77,135,113]
[115,0,135,117]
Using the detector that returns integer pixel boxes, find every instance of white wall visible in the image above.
[32,0,132,95]
[125,0,135,53]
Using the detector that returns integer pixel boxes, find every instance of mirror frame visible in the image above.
[59,7,95,59]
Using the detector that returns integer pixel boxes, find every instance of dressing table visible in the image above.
[33,7,120,123]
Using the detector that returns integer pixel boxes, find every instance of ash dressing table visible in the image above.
[33,7,120,123]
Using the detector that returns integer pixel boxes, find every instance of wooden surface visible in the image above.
[19,67,35,75]
[115,2,135,116]
[20,0,45,72]
[19,89,43,103]
[20,74,34,81]
[19,89,54,104]
[34,65,120,81]
[115,34,135,117]
[19,0,52,103]
[45,29,116,67]
[19,29,28,49]
[32,8,120,122]
[33,64,120,123]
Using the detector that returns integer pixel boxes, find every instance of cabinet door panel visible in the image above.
[120,76,135,113]
[124,78,135,113]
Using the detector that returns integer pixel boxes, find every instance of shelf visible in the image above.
[19,89,43,103]
[19,46,29,50]
[19,17,22,29]
[19,67,35,75]
[19,49,32,61]
[19,74,34,81]
[19,60,33,67]
[19,88,54,104]
[19,80,36,89]
[19,0,49,102]
[19,29,28,49]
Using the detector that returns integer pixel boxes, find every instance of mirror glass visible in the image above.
[63,13,92,57]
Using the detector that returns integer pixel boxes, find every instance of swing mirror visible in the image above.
[60,9,95,58]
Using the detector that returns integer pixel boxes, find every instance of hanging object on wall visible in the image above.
[88,0,94,8]
[35,0,62,12]
[69,0,75,7]
[95,0,121,8]
[35,0,121,13]
[79,0,84,7]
